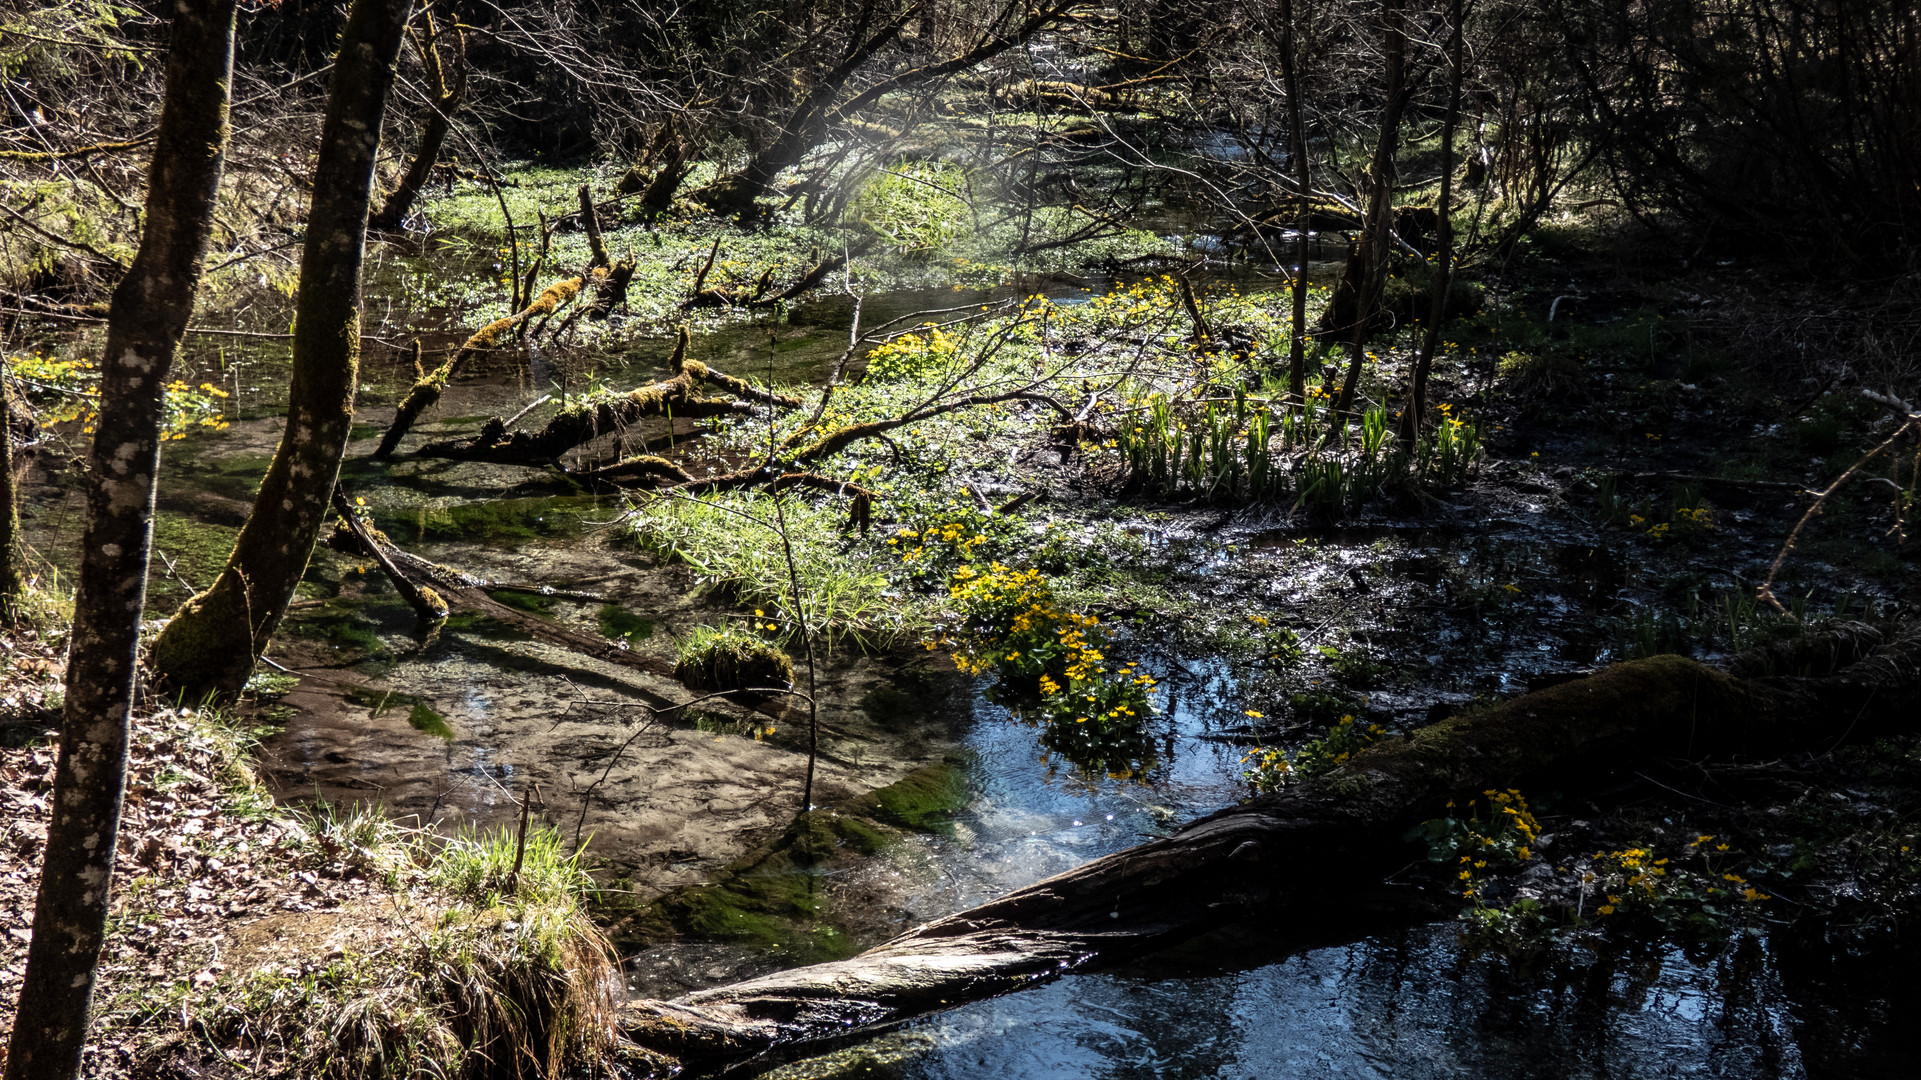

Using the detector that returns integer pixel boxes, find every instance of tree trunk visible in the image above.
[1325,0,1410,428]
[369,12,465,233]
[1397,0,1463,443]
[148,0,415,699]
[699,2,1072,217]
[1275,0,1312,408]
[0,380,22,624]
[2,1,239,1075]
[616,623,1921,1068]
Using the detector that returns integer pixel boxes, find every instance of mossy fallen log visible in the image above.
[373,275,585,459]
[616,622,1921,1067]
[416,328,802,465]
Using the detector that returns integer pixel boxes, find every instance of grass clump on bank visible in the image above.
[0,686,626,1080]
[190,814,620,1080]
[673,622,796,691]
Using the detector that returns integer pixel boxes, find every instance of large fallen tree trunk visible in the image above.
[415,327,801,464]
[616,621,1921,1066]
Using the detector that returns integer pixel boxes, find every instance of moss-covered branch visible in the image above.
[373,274,584,459]
[416,327,802,464]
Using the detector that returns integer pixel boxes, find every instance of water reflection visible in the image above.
[766,925,1921,1080]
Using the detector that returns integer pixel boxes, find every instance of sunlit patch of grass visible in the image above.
[672,622,796,691]
[191,810,620,1080]
[629,492,914,650]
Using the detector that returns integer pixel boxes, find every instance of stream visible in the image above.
[10,258,1914,1079]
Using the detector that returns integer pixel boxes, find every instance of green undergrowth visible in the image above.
[29,701,625,1080]
[863,759,970,832]
[630,492,910,651]
[672,621,796,692]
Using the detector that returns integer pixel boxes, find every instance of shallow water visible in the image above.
[14,265,1909,1078]
[769,925,1917,1080]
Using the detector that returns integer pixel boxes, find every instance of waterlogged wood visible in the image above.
[416,328,801,464]
[616,624,1921,1066]
[374,274,586,458]
[3,2,238,1075]
[149,0,415,698]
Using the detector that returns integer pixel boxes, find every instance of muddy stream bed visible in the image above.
[14,266,1918,1079]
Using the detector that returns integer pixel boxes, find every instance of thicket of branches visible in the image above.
[2,0,1916,310]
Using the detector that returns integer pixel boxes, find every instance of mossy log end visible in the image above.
[372,275,584,459]
[615,624,1921,1067]
[417,329,802,465]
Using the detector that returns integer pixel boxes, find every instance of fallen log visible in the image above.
[416,327,802,465]
[331,487,448,622]
[374,275,585,459]
[616,621,1921,1067]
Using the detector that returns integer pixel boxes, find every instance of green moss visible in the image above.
[345,687,455,740]
[386,497,597,547]
[491,591,555,614]
[867,760,969,832]
[440,612,532,639]
[326,620,386,654]
[405,703,454,739]
[147,513,240,613]
[596,605,654,644]
[1325,770,1375,798]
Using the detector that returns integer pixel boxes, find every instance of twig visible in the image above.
[1758,416,1918,615]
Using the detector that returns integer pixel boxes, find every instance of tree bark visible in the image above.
[0,380,23,624]
[149,0,415,698]
[369,11,465,233]
[1275,0,1312,408]
[616,623,1921,1068]
[1324,0,1410,427]
[1397,0,1463,442]
[3,1,238,1075]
